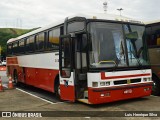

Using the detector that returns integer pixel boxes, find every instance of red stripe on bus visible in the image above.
[7,57,18,64]
[101,72,151,80]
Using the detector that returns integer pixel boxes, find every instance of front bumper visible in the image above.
[88,82,153,104]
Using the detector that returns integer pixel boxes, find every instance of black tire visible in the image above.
[13,70,19,86]
[54,81,61,100]
[152,75,160,96]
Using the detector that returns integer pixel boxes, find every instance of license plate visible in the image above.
[124,89,133,94]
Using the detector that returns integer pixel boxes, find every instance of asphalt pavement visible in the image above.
[1,75,160,120]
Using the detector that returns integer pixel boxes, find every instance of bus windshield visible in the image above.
[89,22,149,68]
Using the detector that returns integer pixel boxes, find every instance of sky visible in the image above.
[0,0,160,29]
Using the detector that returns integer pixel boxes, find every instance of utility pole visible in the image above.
[117,8,123,16]
[103,1,108,13]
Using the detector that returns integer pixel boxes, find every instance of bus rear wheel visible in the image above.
[152,75,160,96]
[13,70,18,86]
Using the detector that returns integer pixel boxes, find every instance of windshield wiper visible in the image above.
[99,60,119,71]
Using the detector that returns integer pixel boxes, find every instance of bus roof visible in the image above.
[145,20,160,25]
[7,13,143,44]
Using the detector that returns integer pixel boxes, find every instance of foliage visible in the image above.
[0,28,33,59]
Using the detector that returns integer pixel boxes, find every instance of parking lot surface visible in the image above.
[0,76,160,120]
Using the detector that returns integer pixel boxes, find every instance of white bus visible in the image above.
[7,13,152,104]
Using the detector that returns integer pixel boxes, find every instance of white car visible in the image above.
[2,60,6,66]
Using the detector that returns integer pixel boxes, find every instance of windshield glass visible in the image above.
[88,22,149,68]
[124,24,149,66]
[89,22,127,68]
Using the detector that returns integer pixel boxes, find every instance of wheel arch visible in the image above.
[54,74,60,93]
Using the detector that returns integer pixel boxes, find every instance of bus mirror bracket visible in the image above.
[64,17,68,35]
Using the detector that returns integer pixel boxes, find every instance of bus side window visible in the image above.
[76,34,87,71]
[36,33,45,51]
[26,36,35,52]
[19,39,25,53]
[48,28,60,50]
[12,42,18,54]
[30,36,35,52]
[156,35,160,46]
[26,38,30,52]
[146,26,160,47]
[7,43,12,55]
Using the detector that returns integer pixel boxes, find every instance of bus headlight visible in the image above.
[148,78,151,81]
[92,82,98,87]
[143,78,151,82]
[100,82,105,86]
[143,78,147,82]
[106,82,110,86]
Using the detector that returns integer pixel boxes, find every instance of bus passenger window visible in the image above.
[26,36,35,52]
[7,43,12,55]
[48,28,60,50]
[13,42,18,54]
[36,33,45,51]
[156,35,160,46]
[19,39,25,53]
[146,25,160,47]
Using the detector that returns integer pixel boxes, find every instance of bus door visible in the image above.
[74,34,88,99]
[59,35,75,101]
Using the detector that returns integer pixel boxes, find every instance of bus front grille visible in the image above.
[114,78,141,85]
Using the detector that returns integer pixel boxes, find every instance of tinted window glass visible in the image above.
[7,43,12,55]
[146,25,160,47]
[68,22,85,33]
[26,36,35,52]
[48,28,60,50]
[13,42,18,54]
[19,39,25,53]
[36,33,45,50]
[61,37,72,78]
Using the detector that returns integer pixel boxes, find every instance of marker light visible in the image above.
[106,82,110,86]
[100,82,105,86]
[148,78,151,81]
[143,78,147,82]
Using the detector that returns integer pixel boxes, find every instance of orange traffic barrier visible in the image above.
[8,76,14,89]
[0,66,6,71]
[0,77,4,92]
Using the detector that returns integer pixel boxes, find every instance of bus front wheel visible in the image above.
[152,75,160,96]
[54,80,61,100]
